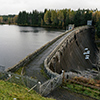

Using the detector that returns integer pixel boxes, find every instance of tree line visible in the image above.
[1,8,100,37]
[16,9,93,28]
[0,15,18,24]
[0,9,99,27]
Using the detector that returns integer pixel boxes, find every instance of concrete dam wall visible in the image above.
[44,26,98,77]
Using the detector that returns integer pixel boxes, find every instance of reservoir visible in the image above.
[0,25,64,69]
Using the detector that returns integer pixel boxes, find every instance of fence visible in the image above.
[38,74,62,96]
[0,71,38,89]
[0,70,83,96]
[37,70,82,96]
[0,71,64,96]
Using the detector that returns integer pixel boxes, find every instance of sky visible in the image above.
[0,0,100,15]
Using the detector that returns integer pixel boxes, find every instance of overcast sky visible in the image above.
[0,0,99,15]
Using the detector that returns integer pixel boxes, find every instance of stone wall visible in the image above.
[44,26,98,78]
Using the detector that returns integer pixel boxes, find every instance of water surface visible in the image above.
[0,25,64,69]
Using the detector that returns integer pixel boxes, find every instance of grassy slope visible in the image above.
[0,80,54,100]
[63,81,100,100]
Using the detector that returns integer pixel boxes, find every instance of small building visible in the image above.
[87,20,92,26]
[68,24,74,30]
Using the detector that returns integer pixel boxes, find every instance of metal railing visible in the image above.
[39,74,62,96]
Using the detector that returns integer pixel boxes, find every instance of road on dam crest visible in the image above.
[24,30,75,83]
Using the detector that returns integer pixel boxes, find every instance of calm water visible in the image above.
[0,25,64,69]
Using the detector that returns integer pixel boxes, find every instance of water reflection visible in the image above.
[20,29,39,33]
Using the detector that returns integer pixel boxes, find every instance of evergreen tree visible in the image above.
[97,18,100,38]
[74,9,82,26]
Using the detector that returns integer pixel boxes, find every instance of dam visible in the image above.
[7,25,98,83]
[1,25,99,99]
[45,25,98,77]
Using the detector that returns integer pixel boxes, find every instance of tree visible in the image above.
[84,10,92,24]
[51,10,58,25]
[0,17,3,23]
[69,10,75,24]
[38,12,44,26]
[96,18,100,38]
[93,11,100,26]
[57,10,64,26]
[8,17,12,24]
[17,11,28,25]
[31,10,39,26]
[41,18,43,26]
[62,9,67,27]
[44,10,51,25]
[74,9,82,26]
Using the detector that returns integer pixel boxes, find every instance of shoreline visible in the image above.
[0,23,66,30]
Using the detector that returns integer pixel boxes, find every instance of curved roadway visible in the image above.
[24,30,74,83]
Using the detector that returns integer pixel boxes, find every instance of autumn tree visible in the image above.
[0,17,3,23]
[51,10,58,25]
[57,10,64,26]
[44,10,51,25]
[92,11,100,26]
[13,15,18,24]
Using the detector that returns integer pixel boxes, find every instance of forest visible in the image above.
[0,8,100,37]
[16,9,93,28]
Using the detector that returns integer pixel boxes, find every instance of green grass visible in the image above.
[14,67,23,75]
[0,80,55,100]
[63,82,100,100]
[40,64,50,80]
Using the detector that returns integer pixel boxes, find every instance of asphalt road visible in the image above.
[24,30,74,83]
